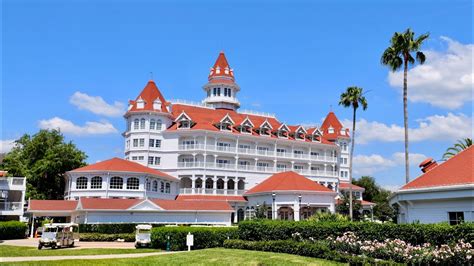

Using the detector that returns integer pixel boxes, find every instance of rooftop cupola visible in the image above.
[203,51,240,110]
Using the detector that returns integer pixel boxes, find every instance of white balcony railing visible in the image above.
[0,177,26,189]
[179,188,246,195]
[0,202,22,211]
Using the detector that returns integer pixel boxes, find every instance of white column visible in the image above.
[30,214,35,238]
[213,178,217,195]
[294,199,300,221]
[233,207,239,223]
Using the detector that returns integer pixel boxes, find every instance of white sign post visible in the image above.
[186,232,194,251]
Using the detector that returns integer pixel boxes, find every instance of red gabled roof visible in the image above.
[151,199,233,211]
[336,199,375,206]
[401,146,474,190]
[69,157,178,181]
[245,171,334,195]
[339,182,365,191]
[320,112,349,140]
[127,80,170,113]
[176,195,247,202]
[80,198,141,210]
[208,51,235,84]
[29,200,78,211]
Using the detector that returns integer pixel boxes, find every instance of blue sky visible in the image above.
[2,0,472,189]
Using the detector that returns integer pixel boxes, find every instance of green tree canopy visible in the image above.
[353,176,395,222]
[1,129,87,199]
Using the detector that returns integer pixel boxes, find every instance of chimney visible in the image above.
[419,158,438,173]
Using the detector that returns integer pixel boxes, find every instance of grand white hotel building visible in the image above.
[27,52,370,226]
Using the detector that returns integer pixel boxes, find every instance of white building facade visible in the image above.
[0,171,26,221]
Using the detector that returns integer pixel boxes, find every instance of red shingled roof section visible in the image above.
[176,195,247,202]
[208,51,235,83]
[336,199,375,206]
[401,146,473,190]
[70,157,178,181]
[339,182,365,191]
[80,198,141,210]
[152,199,233,211]
[167,104,335,145]
[127,80,169,113]
[29,200,78,211]
[320,112,349,140]
[245,171,334,195]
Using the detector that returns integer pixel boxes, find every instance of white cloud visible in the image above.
[353,152,427,176]
[388,37,473,109]
[70,92,125,117]
[0,139,16,153]
[38,117,118,136]
[343,113,472,144]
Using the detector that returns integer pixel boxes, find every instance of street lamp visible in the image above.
[272,193,276,220]
[298,195,302,204]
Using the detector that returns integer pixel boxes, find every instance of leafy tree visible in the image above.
[381,28,429,184]
[255,202,269,219]
[339,86,368,221]
[442,138,472,160]
[336,194,362,221]
[1,129,87,199]
[353,176,395,222]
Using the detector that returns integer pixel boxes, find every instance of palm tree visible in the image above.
[443,138,472,160]
[381,28,429,184]
[339,86,368,221]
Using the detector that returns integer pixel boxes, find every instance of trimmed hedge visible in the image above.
[0,221,28,240]
[224,239,395,265]
[79,233,135,242]
[238,220,474,245]
[151,226,238,251]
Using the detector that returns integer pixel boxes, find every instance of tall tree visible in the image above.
[339,86,368,221]
[353,176,395,222]
[381,28,429,184]
[1,129,87,199]
[442,138,472,160]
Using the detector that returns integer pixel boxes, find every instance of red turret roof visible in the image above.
[401,146,473,190]
[127,80,170,113]
[245,171,335,195]
[208,51,235,84]
[320,111,349,140]
[69,157,178,181]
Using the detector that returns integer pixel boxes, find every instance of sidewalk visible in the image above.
[0,238,135,249]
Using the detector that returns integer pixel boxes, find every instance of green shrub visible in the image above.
[237,220,474,245]
[223,239,394,265]
[151,226,238,251]
[0,221,28,240]
[78,224,162,234]
[79,233,135,242]
[307,212,349,222]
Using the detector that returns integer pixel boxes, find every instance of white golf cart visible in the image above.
[135,224,152,248]
[38,223,79,250]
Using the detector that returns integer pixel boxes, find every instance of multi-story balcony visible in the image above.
[176,162,338,178]
[0,202,23,215]
[179,188,246,195]
[178,144,337,163]
[0,177,26,190]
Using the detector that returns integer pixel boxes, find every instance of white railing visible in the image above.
[169,99,214,109]
[0,202,22,211]
[179,188,247,195]
[240,109,276,118]
[0,177,26,188]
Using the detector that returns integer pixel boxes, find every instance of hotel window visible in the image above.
[133,139,138,147]
[217,87,221,96]
[293,165,304,171]
[217,159,229,167]
[109,176,123,189]
[310,152,320,158]
[328,127,334,134]
[165,183,171,193]
[257,146,270,155]
[132,156,138,161]
[257,162,269,171]
[140,118,146,129]
[260,127,270,136]
[148,156,154,165]
[156,120,162,130]
[146,179,151,191]
[149,139,161,148]
[277,148,286,155]
[294,150,304,158]
[139,138,145,147]
[278,130,288,138]
[448,212,464,225]
[311,166,320,171]
[217,142,231,151]
[152,180,158,192]
[149,139,155,148]
[150,119,156,130]
[134,119,139,130]
[126,140,130,149]
[277,164,287,171]
[149,157,161,165]
[91,176,102,189]
[127,177,139,190]
[76,177,88,189]
[155,140,161,148]
[160,181,165,193]
[213,87,217,96]
[178,120,191,129]
[138,156,144,161]
[238,144,251,152]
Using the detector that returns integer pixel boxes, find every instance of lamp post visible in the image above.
[298,195,302,221]
[272,192,276,220]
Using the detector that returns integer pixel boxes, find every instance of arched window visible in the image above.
[165,183,171,193]
[150,119,156,130]
[156,120,162,131]
[127,177,139,190]
[146,179,151,191]
[160,181,165,193]
[140,118,146,129]
[91,176,102,189]
[110,176,123,189]
[134,119,139,130]
[76,177,88,189]
[152,180,158,192]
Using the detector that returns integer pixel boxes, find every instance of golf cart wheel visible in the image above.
[38,244,43,250]
[51,244,56,249]
[135,243,140,249]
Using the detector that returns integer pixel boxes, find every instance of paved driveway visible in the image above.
[0,238,135,249]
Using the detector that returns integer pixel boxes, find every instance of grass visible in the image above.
[0,245,157,257]
[0,248,344,265]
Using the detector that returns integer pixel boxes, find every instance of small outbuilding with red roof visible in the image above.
[389,146,473,224]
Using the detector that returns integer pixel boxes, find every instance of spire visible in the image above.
[320,112,349,140]
[127,80,170,114]
[208,51,235,84]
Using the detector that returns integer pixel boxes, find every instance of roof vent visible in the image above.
[419,157,438,173]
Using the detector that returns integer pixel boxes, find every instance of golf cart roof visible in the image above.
[136,224,152,230]
[44,223,79,228]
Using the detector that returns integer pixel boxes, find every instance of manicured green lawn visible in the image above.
[0,245,157,257]
[1,248,344,265]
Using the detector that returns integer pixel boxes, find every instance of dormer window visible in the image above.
[179,120,191,129]
[340,128,346,135]
[136,97,145,109]
[216,114,234,132]
[258,120,272,136]
[238,117,254,134]
[294,126,307,141]
[216,67,221,74]
[153,99,162,110]
[328,127,334,134]
[175,111,193,130]
[277,124,289,138]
